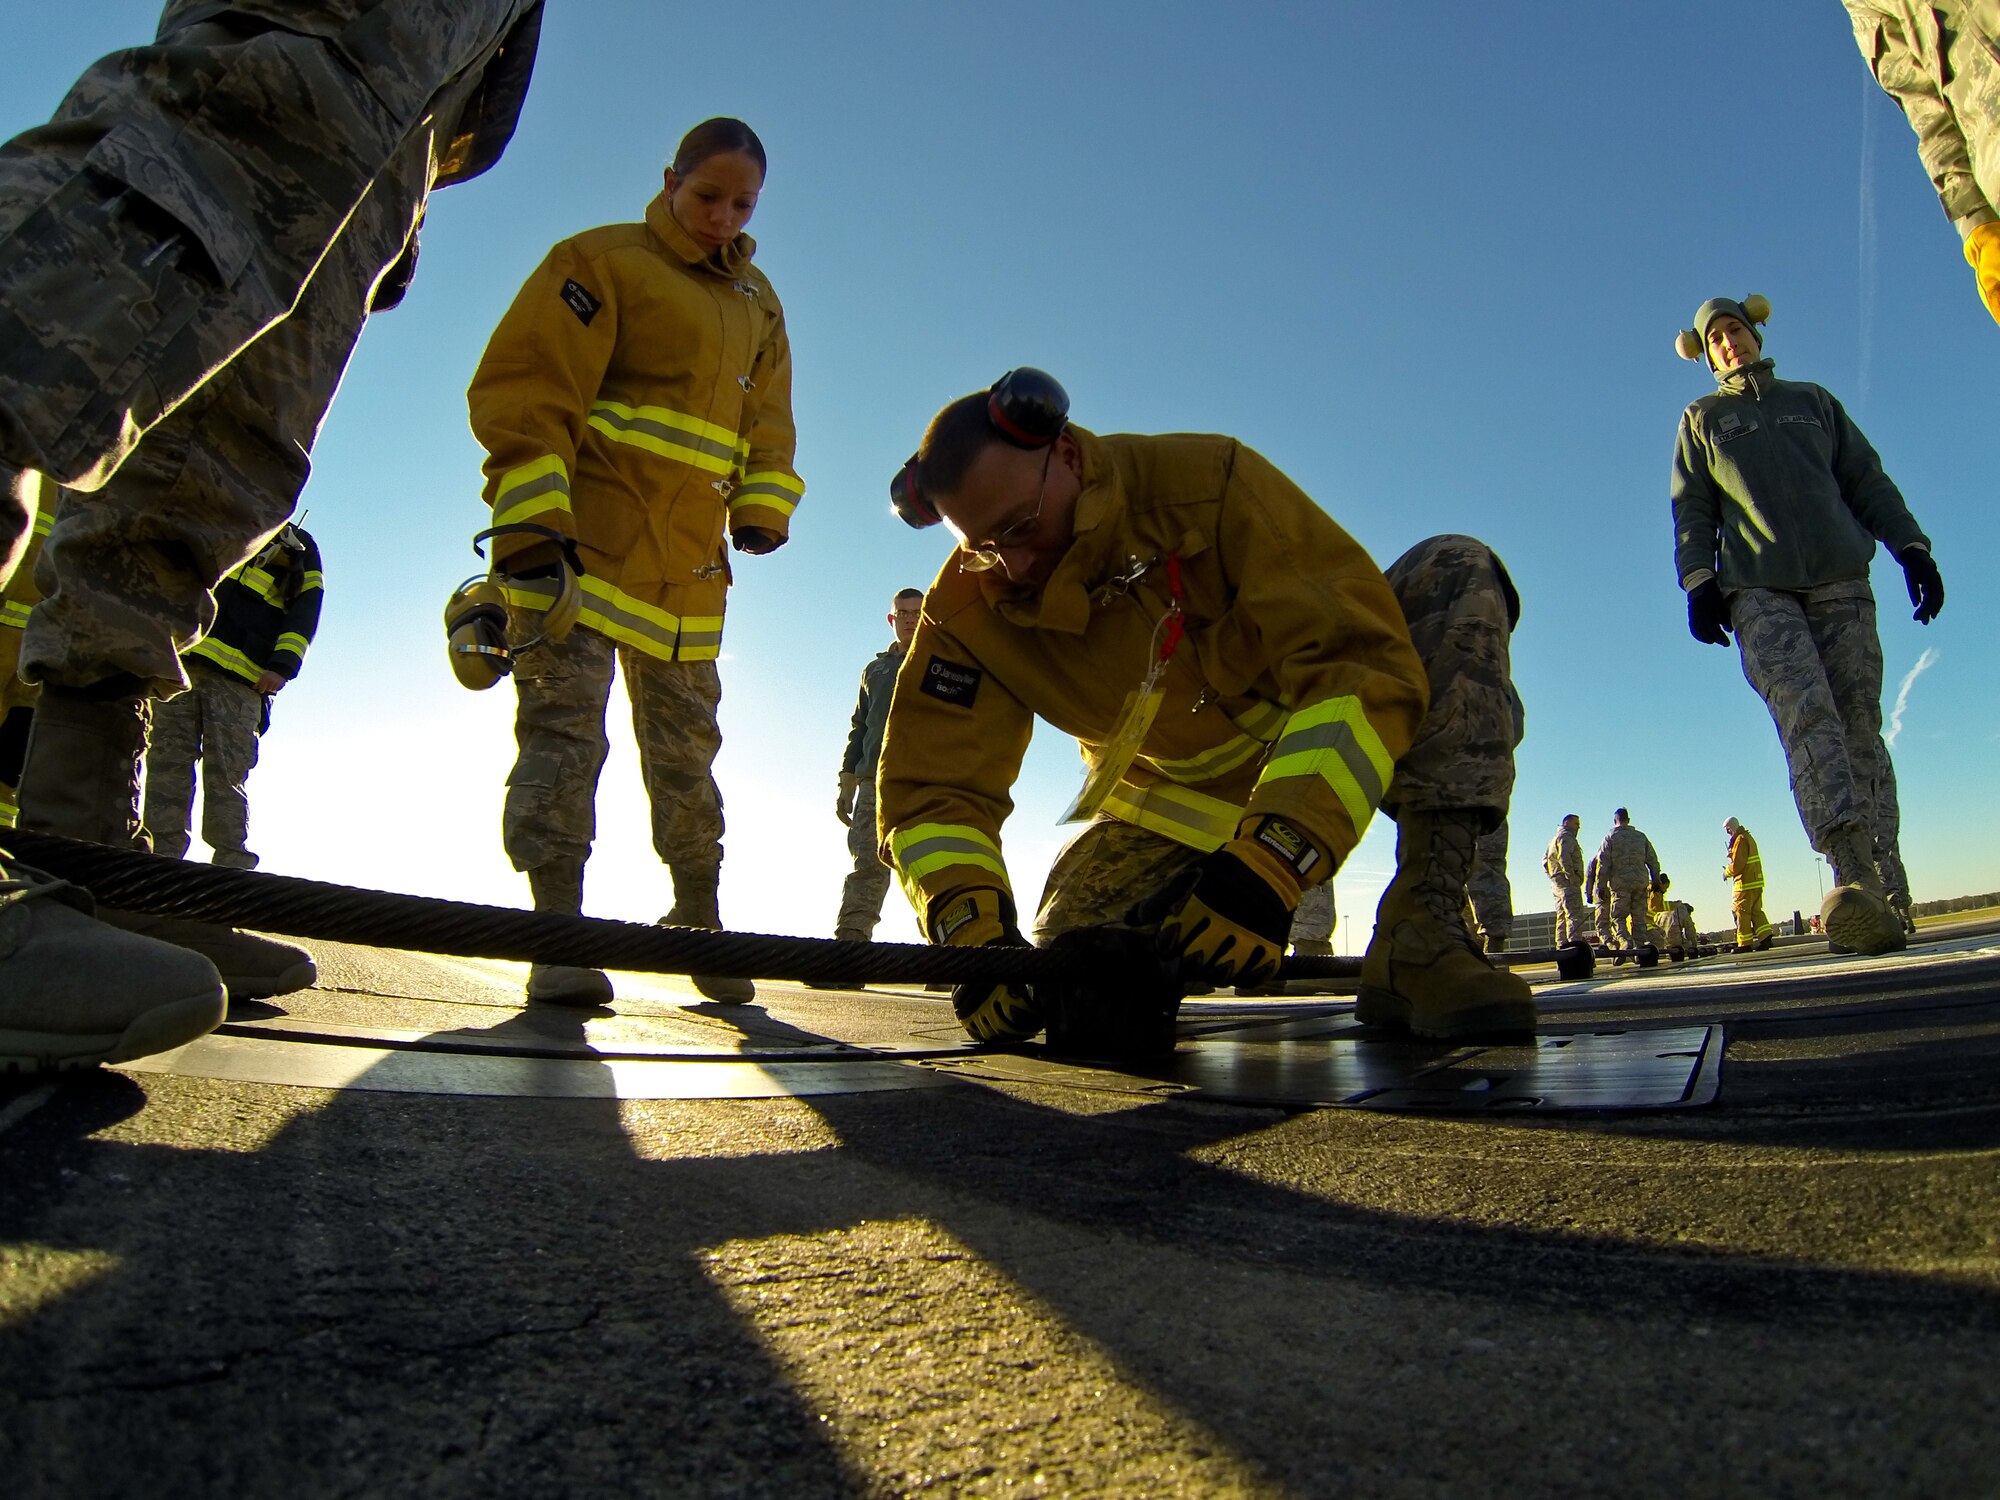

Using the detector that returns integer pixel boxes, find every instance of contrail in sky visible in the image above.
[1885,647,1938,747]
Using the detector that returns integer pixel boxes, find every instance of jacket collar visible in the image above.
[982,427,1132,634]
[644,193,756,276]
[1715,356,1776,399]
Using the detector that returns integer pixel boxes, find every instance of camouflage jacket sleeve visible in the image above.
[840,671,870,778]
[1671,406,1724,590]
[1561,831,1584,884]
[466,238,621,568]
[875,611,1035,935]
[1847,0,1996,227]
[1821,388,1930,553]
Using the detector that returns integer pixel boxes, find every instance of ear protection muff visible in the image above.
[444,576,514,690]
[889,366,1071,529]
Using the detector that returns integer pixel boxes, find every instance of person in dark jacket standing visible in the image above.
[144,522,322,870]
[832,588,923,946]
[1671,294,1942,955]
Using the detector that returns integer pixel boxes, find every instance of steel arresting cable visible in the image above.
[3,831,1636,987]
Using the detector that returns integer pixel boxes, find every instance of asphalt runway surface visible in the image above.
[3,919,1997,1497]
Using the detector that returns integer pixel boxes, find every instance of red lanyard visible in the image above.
[1158,552,1184,663]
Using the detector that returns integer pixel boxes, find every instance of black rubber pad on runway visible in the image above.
[929,1023,1723,1112]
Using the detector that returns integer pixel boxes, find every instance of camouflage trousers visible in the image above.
[836,780,894,938]
[1289,879,1335,951]
[1549,877,1590,945]
[1593,888,1616,946]
[1608,882,1656,950]
[1466,818,1513,941]
[1870,742,1911,904]
[0,5,517,695]
[1034,534,1521,940]
[1732,887,1773,946]
[1659,902,1698,951]
[0,0,530,492]
[504,626,725,878]
[1732,583,1898,860]
[142,659,264,866]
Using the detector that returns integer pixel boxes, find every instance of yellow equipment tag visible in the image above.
[1060,679,1165,825]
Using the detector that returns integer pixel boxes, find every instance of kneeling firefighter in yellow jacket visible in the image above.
[877,371,1535,1044]
[465,118,803,1008]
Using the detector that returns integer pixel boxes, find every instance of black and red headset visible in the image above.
[889,367,1069,529]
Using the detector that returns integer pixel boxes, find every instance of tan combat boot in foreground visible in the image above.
[1819,823,1906,956]
[662,864,754,1004]
[1357,810,1536,1039]
[524,857,614,1006]
[0,858,225,1072]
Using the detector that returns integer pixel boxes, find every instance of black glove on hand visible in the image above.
[928,887,1041,1044]
[732,525,784,555]
[1687,579,1732,646]
[1897,546,1943,624]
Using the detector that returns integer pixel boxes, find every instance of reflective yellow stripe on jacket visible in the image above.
[1102,779,1242,853]
[493,454,574,529]
[188,637,264,683]
[503,574,725,663]
[1138,698,1289,784]
[1254,696,1394,835]
[730,470,804,520]
[0,787,17,828]
[1730,835,1765,892]
[890,822,1010,912]
[588,400,738,476]
[0,598,28,631]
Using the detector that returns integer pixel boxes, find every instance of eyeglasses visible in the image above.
[959,446,1055,574]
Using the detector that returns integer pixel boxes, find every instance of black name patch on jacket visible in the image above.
[560,279,602,325]
[919,656,982,708]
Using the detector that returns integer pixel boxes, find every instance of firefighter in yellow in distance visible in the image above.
[466,117,803,1008]
[878,370,1535,1046]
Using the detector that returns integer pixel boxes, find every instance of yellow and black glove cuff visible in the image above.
[1147,817,1320,985]
[925,887,1040,1043]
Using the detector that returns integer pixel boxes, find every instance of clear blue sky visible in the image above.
[7,3,1995,948]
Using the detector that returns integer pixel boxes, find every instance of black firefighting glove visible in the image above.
[1897,545,1943,624]
[927,887,1042,1044]
[1132,817,1310,986]
[731,525,784,555]
[1686,579,1732,646]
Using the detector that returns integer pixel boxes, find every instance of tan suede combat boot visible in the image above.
[20,687,315,1000]
[663,864,754,1004]
[1819,823,1906,956]
[524,857,614,1006]
[1357,810,1536,1038]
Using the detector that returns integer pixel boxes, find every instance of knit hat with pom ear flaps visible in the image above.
[1674,294,1771,366]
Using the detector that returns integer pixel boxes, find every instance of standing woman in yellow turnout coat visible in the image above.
[467,118,803,1007]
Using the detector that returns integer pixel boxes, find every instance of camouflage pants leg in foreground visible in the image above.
[18,101,457,698]
[1033,819,1205,943]
[143,663,261,863]
[1550,878,1589,945]
[503,626,617,874]
[0,1,531,488]
[1593,891,1616,946]
[1732,584,1885,853]
[623,650,725,875]
[1380,534,1522,824]
[837,780,894,937]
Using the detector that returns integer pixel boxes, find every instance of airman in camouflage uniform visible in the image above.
[1595,809,1661,954]
[1671,295,1940,954]
[1544,813,1588,946]
[0,0,544,1071]
[143,662,268,867]
[1584,853,1616,949]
